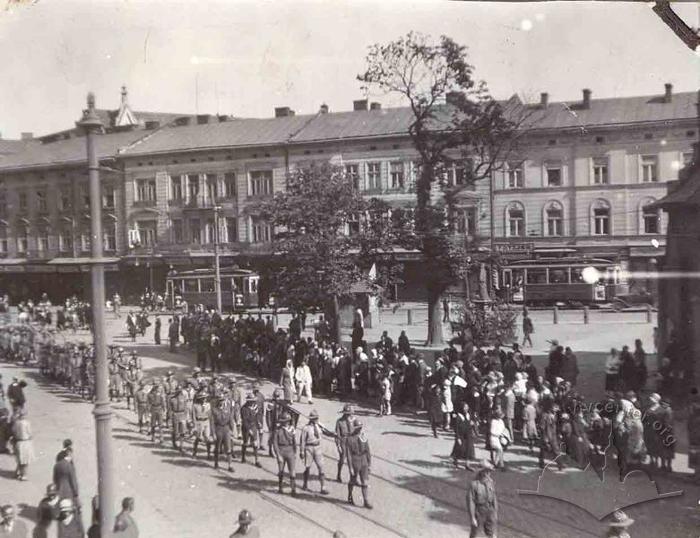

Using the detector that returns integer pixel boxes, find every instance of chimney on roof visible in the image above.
[540,93,549,108]
[145,120,161,130]
[582,89,592,110]
[121,85,128,106]
[217,114,229,122]
[320,103,329,114]
[275,107,294,117]
[370,102,382,111]
[175,116,191,126]
[21,132,33,140]
[196,114,211,125]
[664,83,673,103]
[353,99,368,112]
[446,91,464,106]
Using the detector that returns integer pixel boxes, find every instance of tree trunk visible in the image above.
[426,285,445,347]
[329,293,342,344]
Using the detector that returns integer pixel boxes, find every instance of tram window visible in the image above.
[183,279,198,293]
[221,278,232,292]
[512,270,524,291]
[571,268,584,283]
[526,269,547,284]
[200,278,215,292]
[233,277,242,291]
[549,269,569,284]
[249,279,258,293]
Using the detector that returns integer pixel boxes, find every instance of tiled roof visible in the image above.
[519,91,698,131]
[122,91,697,155]
[0,139,34,156]
[122,114,316,156]
[0,129,153,171]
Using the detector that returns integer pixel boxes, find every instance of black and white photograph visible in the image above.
[0,0,699,536]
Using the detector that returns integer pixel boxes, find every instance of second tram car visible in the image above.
[166,267,260,311]
[502,257,623,306]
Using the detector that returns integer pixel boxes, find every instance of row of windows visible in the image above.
[0,186,116,214]
[0,227,117,254]
[503,153,693,189]
[130,218,272,246]
[504,199,661,238]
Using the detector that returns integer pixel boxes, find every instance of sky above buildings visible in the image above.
[0,0,698,139]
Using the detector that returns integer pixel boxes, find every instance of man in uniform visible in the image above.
[240,394,262,468]
[191,389,212,459]
[134,381,150,434]
[148,380,167,444]
[300,409,329,494]
[169,382,188,452]
[272,413,297,496]
[345,419,372,509]
[265,389,284,457]
[466,459,498,538]
[334,403,354,483]
[164,371,178,422]
[229,380,243,439]
[211,396,235,472]
[252,383,266,449]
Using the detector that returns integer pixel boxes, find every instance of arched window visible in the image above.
[591,199,611,236]
[544,201,564,237]
[505,202,525,237]
[640,198,659,234]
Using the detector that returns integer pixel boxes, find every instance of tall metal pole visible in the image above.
[77,93,114,537]
[214,206,222,312]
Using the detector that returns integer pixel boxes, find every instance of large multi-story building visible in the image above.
[0,86,696,303]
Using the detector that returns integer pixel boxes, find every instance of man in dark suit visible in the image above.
[53,448,80,505]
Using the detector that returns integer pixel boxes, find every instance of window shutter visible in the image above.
[217,173,225,200]
[184,175,190,203]
[133,179,139,202]
[165,173,172,200]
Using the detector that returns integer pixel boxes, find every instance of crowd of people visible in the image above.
[0,297,678,537]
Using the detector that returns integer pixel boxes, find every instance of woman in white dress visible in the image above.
[489,408,511,470]
[11,408,34,480]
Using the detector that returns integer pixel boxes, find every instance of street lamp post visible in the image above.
[77,93,115,537]
[213,205,222,312]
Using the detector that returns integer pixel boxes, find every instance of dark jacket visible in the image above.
[53,459,80,500]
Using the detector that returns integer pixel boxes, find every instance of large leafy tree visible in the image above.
[358,32,527,346]
[259,162,402,343]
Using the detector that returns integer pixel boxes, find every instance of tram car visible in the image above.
[501,257,623,306]
[165,267,260,311]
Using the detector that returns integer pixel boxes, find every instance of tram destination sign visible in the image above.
[494,242,534,256]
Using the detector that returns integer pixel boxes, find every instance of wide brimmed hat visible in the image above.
[245,393,256,401]
[58,499,74,512]
[340,404,354,414]
[309,409,319,420]
[238,509,253,524]
[608,510,634,527]
[352,418,363,430]
[46,483,58,495]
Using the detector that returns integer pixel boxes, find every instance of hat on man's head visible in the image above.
[352,418,363,430]
[608,510,634,527]
[245,393,256,402]
[279,413,292,424]
[340,403,354,415]
[58,499,74,512]
[238,509,253,525]
[309,409,319,420]
[46,483,58,495]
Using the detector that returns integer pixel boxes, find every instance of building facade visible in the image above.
[0,86,696,304]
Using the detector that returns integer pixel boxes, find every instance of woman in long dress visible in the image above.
[280,360,296,403]
[451,401,476,470]
[11,408,34,480]
[488,409,511,470]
